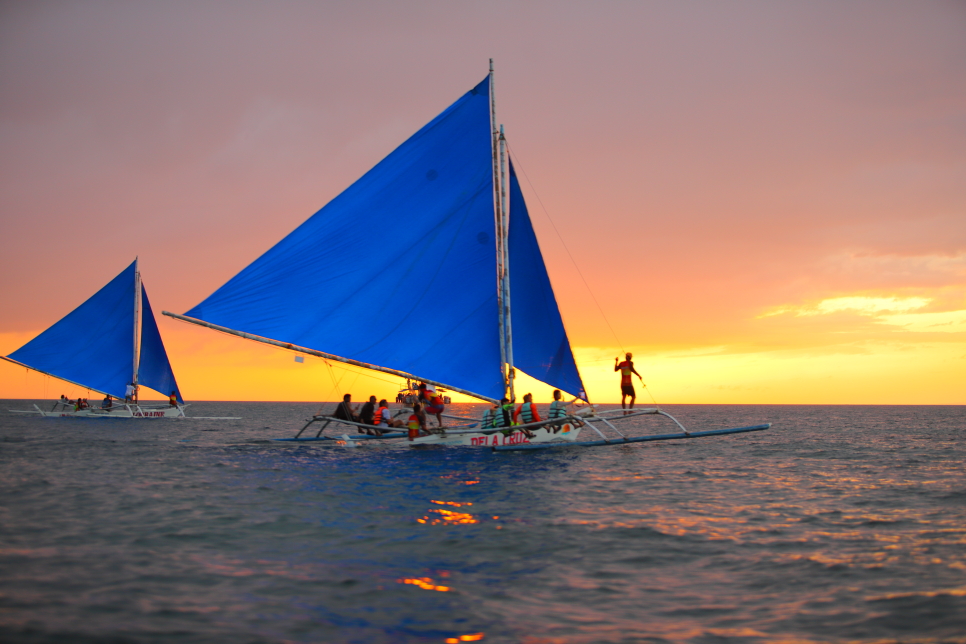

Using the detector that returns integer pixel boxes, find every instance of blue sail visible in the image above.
[507,160,587,400]
[184,77,506,400]
[7,262,137,399]
[138,285,183,403]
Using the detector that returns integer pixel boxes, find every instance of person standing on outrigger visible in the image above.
[422,384,446,428]
[615,352,643,415]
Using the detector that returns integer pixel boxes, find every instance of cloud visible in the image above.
[879,310,966,333]
[761,296,932,318]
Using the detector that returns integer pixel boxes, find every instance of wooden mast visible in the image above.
[490,59,514,402]
[133,257,141,403]
[499,123,514,401]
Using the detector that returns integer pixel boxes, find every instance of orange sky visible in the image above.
[1,1,964,404]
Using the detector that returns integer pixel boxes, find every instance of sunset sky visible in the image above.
[1,1,964,404]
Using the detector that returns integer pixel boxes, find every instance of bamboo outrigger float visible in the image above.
[167,61,771,449]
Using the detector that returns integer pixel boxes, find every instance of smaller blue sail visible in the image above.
[507,159,587,400]
[6,261,183,401]
[138,285,182,403]
[7,262,137,399]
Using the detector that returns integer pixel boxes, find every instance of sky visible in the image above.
[1,1,964,404]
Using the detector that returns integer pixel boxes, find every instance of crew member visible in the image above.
[615,352,643,414]
[423,384,445,428]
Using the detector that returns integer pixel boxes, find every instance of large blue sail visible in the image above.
[138,285,183,403]
[507,159,587,400]
[7,262,137,399]
[184,77,506,400]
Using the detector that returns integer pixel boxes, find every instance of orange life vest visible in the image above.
[408,414,421,440]
[618,361,633,386]
[373,406,387,426]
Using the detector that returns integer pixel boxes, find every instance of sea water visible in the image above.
[1,402,964,644]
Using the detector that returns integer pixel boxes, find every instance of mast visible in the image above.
[499,123,514,401]
[133,257,141,402]
[490,58,513,399]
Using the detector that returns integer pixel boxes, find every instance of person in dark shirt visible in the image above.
[332,393,359,424]
[358,395,377,435]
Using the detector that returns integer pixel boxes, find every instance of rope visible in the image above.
[505,141,625,354]
[505,142,667,409]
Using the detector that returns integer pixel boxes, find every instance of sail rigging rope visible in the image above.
[506,141,667,408]
[504,141,626,355]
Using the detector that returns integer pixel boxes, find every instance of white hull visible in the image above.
[11,402,186,418]
[410,422,582,447]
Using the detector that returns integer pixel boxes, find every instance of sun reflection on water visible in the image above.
[417,508,479,525]
[397,577,450,592]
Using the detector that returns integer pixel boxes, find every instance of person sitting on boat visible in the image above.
[512,394,538,438]
[168,391,178,407]
[480,403,498,429]
[514,393,541,425]
[358,395,377,435]
[615,353,643,415]
[101,394,113,409]
[548,389,567,423]
[407,403,431,440]
[125,382,136,403]
[372,399,401,436]
[494,398,514,427]
[422,384,446,428]
[332,393,359,423]
[546,389,584,433]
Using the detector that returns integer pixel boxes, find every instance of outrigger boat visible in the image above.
[165,62,770,448]
[4,260,187,418]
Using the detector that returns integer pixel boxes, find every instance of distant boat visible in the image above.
[4,259,186,418]
[166,62,770,448]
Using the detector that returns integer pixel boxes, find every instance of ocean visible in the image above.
[1,402,964,644]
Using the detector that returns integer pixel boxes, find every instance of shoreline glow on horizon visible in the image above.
[1,2,963,404]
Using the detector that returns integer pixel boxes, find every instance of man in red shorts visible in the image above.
[421,383,446,428]
[615,352,643,415]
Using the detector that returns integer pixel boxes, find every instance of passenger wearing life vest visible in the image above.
[407,403,429,441]
[511,393,539,438]
[492,398,514,429]
[373,399,401,436]
[615,352,644,415]
[548,389,567,433]
[168,391,178,407]
[514,393,542,425]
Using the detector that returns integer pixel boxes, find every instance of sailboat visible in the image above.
[164,62,770,449]
[4,260,186,418]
